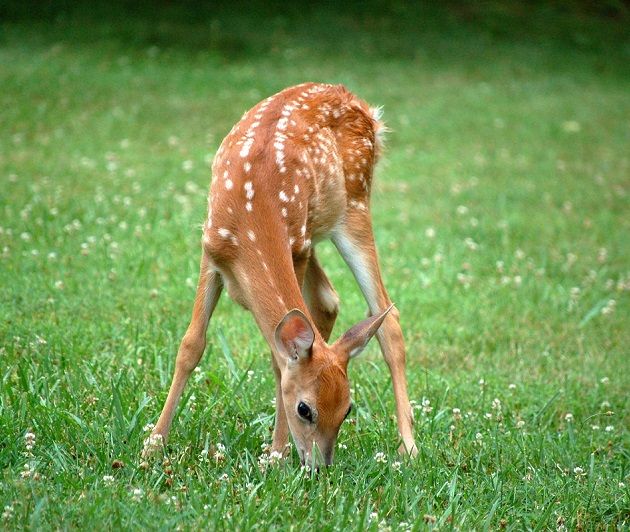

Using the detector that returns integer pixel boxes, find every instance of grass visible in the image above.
[1,2,629,529]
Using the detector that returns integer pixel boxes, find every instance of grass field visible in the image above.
[1,2,629,529]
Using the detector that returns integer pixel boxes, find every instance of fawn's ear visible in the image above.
[274,309,315,360]
[335,304,394,359]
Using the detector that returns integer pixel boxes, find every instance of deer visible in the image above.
[144,82,417,467]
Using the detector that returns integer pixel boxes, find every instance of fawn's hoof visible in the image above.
[398,442,418,457]
[141,433,165,459]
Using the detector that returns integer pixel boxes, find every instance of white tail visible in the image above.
[146,83,417,465]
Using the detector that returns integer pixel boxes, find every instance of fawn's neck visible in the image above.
[230,226,319,350]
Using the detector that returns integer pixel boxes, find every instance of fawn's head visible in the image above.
[274,305,393,467]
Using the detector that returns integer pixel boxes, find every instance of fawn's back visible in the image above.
[203,83,384,305]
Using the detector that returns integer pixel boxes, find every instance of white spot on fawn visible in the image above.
[225,179,233,190]
[279,191,289,202]
[244,162,252,173]
[246,202,253,212]
[244,181,255,199]
[240,137,254,158]
[247,230,256,242]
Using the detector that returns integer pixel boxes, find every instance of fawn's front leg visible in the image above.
[333,213,418,456]
[302,252,340,342]
[270,354,290,455]
[145,252,223,455]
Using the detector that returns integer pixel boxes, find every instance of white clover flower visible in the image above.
[218,473,229,481]
[369,512,378,521]
[2,505,15,520]
[103,475,115,484]
[142,423,155,433]
[374,452,387,464]
[131,488,143,502]
[562,120,581,133]
[605,425,614,432]
[213,450,225,462]
[491,398,501,411]
[564,413,574,423]
[601,299,616,315]
[570,287,580,300]
[258,450,285,472]
[20,463,32,479]
[24,431,36,452]
[425,227,436,239]
[452,408,462,421]
[392,461,402,472]
[508,383,517,390]
[457,272,472,287]
[464,237,478,251]
[516,419,525,429]
[573,467,585,477]
[269,451,283,463]
[421,397,432,414]
[142,433,164,456]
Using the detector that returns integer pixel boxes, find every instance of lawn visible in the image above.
[0,2,628,529]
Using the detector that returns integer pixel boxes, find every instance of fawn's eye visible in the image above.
[297,401,313,422]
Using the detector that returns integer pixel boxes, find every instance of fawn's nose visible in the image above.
[299,443,334,468]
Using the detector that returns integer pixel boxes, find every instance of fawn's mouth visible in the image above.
[297,447,307,466]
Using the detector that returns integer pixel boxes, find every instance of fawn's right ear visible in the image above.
[274,309,315,361]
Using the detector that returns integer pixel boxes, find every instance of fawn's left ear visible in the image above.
[274,309,315,361]
[335,304,394,359]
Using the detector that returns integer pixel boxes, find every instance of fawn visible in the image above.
[146,83,417,466]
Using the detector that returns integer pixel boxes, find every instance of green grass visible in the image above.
[1,2,629,529]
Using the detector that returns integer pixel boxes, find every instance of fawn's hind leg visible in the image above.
[145,251,223,454]
[332,212,417,456]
